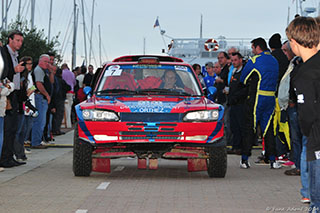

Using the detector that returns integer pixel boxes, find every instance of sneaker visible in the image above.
[270,161,282,169]
[30,144,48,149]
[24,148,32,154]
[282,161,295,167]
[47,140,55,145]
[41,141,55,145]
[284,168,300,176]
[240,160,251,169]
[16,158,27,163]
[255,155,269,165]
[276,155,289,163]
[301,197,310,204]
[0,167,4,172]
[24,140,31,145]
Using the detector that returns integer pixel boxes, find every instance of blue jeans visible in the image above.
[31,94,48,146]
[14,114,26,159]
[287,106,302,169]
[308,159,320,212]
[0,117,4,159]
[23,116,33,142]
[300,136,309,199]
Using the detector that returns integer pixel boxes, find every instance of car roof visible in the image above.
[112,55,184,63]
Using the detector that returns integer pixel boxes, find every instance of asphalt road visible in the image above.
[0,131,306,213]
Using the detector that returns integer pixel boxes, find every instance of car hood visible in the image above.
[80,95,220,113]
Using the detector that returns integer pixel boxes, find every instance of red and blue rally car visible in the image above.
[73,55,226,178]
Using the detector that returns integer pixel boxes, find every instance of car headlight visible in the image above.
[183,110,219,122]
[82,110,119,121]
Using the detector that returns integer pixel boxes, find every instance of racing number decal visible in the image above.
[106,65,122,76]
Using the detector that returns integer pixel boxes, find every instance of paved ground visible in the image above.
[0,130,307,213]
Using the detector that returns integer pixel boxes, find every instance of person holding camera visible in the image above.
[14,56,37,161]
[0,30,26,168]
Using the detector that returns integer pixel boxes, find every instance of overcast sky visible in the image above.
[4,0,320,68]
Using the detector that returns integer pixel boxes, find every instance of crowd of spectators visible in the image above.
[195,16,320,211]
[0,30,96,168]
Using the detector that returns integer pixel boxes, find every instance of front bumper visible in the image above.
[77,120,224,145]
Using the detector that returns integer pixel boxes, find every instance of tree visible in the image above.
[0,20,61,64]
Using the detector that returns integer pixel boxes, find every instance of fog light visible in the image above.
[185,135,208,141]
[93,135,118,141]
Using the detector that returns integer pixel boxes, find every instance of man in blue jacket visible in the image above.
[240,37,280,169]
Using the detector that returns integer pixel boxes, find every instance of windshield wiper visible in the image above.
[95,89,137,95]
[137,88,196,96]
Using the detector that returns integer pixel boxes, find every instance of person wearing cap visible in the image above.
[269,33,289,93]
[268,33,291,171]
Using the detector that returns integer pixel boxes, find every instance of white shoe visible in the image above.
[41,141,55,145]
[240,160,251,169]
[16,158,27,163]
[0,167,4,172]
[41,141,47,145]
[24,140,31,145]
[25,148,32,154]
[270,161,282,169]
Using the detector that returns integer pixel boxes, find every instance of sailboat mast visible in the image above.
[72,1,79,69]
[81,0,88,66]
[30,0,35,29]
[299,0,303,16]
[5,0,7,30]
[89,0,95,65]
[1,0,4,30]
[287,7,290,26]
[18,0,21,22]
[48,0,53,43]
[143,37,146,55]
[200,14,203,39]
[98,24,101,66]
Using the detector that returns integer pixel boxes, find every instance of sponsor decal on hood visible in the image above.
[121,101,179,113]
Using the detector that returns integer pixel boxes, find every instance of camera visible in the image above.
[25,99,39,118]
[2,77,9,84]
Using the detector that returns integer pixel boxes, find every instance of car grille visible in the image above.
[120,131,182,140]
[120,113,183,122]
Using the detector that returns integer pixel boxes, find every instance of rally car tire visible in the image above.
[207,146,227,178]
[73,124,93,176]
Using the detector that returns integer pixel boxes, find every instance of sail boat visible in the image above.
[157,16,253,66]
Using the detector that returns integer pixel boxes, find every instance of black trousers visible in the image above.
[52,99,65,133]
[242,96,276,158]
[0,91,19,163]
[0,111,18,163]
[230,104,245,150]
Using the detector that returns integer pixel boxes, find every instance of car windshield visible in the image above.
[96,64,202,96]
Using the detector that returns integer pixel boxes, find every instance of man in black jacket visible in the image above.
[51,69,70,135]
[0,31,26,168]
[268,33,289,93]
[286,16,320,211]
[228,53,247,154]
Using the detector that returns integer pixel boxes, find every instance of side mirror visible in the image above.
[208,86,217,96]
[83,86,92,96]
[207,86,217,101]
